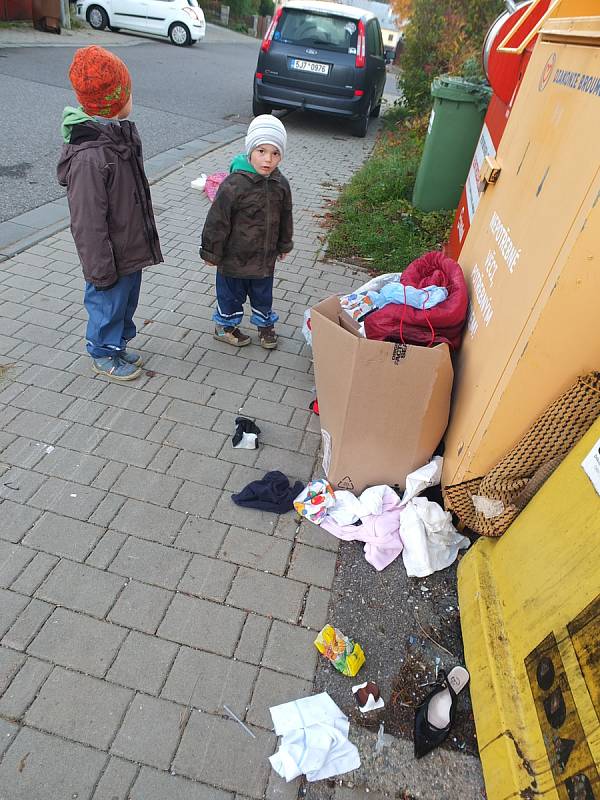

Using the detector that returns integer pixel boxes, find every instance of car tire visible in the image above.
[87,4,108,29]
[169,22,191,46]
[370,101,381,118]
[352,114,369,137]
[252,97,272,117]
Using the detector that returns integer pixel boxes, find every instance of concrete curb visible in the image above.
[0,128,245,263]
[0,20,257,48]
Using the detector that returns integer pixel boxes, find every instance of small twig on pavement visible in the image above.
[223,705,256,739]
[17,752,30,773]
[414,611,455,658]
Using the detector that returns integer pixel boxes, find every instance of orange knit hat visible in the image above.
[69,46,132,118]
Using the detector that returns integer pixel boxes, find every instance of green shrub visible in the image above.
[258,0,274,16]
[399,0,503,114]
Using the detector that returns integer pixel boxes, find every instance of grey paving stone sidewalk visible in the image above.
[0,112,375,800]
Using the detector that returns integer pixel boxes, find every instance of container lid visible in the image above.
[431,75,492,108]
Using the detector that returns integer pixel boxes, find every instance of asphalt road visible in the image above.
[0,25,261,223]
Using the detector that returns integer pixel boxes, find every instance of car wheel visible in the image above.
[252,97,272,116]
[352,98,371,137]
[87,4,108,29]
[169,22,191,46]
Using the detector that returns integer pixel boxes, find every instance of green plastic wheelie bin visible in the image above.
[412,76,492,212]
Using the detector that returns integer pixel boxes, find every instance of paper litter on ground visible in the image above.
[269,692,360,782]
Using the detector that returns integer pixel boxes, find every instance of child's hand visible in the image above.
[278,252,288,261]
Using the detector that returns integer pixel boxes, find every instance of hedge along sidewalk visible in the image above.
[0,112,377,800]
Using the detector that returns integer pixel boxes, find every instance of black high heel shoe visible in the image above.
[414,666,470,759]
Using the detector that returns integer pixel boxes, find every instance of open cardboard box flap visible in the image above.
[311,295,454,493]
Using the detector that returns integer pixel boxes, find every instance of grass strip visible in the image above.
[324,121,454,274]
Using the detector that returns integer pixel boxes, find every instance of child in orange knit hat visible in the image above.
[57,46,163,381]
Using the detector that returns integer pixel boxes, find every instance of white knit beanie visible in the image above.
[245,115,287,159]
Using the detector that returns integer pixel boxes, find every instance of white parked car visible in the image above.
[76,0,206,46]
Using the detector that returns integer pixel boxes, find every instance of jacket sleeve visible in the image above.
[66,157,118,288]
[200,181,236,265]
[278,182,294,254]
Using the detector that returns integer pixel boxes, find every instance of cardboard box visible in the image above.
[311,295,454,494]
[442,18,600,487]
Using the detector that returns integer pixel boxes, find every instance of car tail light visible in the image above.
[356,20,366,68]
[256,72,263,79]
[354,89,364,96]
[261,6,282,53]
[183,6,200,20]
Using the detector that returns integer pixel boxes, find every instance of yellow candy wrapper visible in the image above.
[314,624,365,677]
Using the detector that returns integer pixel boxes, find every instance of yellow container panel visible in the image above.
[458,418,600,799]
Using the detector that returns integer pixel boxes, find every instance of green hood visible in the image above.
[61,106,93,143]
[230,153,258,175]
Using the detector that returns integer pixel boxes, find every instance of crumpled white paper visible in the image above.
[269,693,360,782]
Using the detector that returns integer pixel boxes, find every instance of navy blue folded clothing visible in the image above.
[231,470,304,514]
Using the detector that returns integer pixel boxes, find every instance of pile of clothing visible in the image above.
[293,458,470,577]
[339,251,468,351]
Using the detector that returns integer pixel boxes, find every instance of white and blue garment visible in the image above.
[340,282,448,323]
[370,282,448,310]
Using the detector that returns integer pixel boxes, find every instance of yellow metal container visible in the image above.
[442,9,600,487]
[457,418,600,799]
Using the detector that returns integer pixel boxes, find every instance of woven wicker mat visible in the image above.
[443,372,600,537]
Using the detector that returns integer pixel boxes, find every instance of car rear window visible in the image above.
[275,8,359,52]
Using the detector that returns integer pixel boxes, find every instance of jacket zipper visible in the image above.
[264,177,270,271]
[125,123,158,263]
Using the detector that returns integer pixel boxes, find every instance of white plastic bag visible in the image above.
[190,174,207,191]
[302,308,313,347]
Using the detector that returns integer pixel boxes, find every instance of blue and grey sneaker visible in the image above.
[120,349,143,367]
[92,355,142,381]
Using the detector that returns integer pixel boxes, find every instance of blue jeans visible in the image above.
[84,272,142,358]
[213,273,279,329]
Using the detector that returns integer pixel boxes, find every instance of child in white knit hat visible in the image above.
[200,115,293,349]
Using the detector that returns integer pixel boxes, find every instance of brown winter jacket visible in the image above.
[57,120,163,288]
[200,169,293,279]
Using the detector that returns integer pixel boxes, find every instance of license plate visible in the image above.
[290,58,329,75]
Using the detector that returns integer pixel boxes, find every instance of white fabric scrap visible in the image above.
[233,431,258,450]
[269,693,361,782]
[350,272,404,297]
[327,485,388,526]
[399,496,469,578]
[471,494,505,518]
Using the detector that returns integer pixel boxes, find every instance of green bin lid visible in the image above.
[431,75,492,108]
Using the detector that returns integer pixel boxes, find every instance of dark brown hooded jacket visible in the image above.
[200,166,293,279]
[57,119,162,288]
